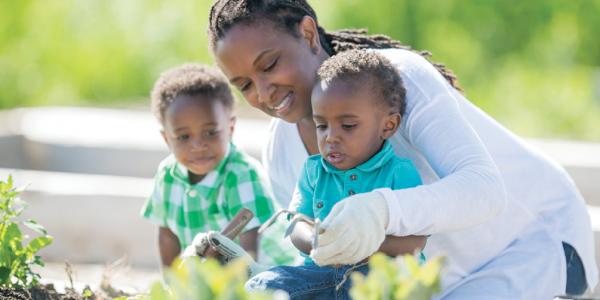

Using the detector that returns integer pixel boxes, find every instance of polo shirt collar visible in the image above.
[171,142,233,190]
[320,140,394,174]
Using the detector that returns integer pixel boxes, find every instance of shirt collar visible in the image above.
[320,140,395,174]
[170,142,234,190]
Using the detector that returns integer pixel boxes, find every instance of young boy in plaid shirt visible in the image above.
[141,63,295,268]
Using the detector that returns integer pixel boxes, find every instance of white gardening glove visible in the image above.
[181,231,213,258]
[310,191,389,266]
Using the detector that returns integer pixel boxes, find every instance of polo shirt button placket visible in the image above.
[188,190,197,197]
[350,174,357,181]
[348,189,355,196]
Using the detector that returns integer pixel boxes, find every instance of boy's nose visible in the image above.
[325,130,341,144]
[190,138,208,151]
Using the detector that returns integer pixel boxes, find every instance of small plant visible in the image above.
[350,253,444,300]
[142,257,281,300]
[0,175,53,288]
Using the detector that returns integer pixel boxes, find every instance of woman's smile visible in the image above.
[269,92,294,116]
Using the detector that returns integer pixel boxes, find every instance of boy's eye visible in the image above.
[315,124,327,130]
[177,134,190,141]
[206,130,220,137]
[341,124,357,130]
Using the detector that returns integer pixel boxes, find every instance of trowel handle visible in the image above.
[221,207,254,239]
[202,208,254,257]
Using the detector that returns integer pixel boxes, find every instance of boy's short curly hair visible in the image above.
[151,63,234,123]
[316,50,406,115]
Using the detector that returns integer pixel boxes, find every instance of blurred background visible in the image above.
[1,0,600,292]
[2,0,600,140]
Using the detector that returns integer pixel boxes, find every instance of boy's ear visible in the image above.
[381,113,401,140]
[229,116,237,137]
[298,16,321,55]
[160,130,170,147]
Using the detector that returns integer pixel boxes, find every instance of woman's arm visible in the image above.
[158,226,180,267]
[378,235,427,257]
[240,228,259,260]
[379,49,507,236]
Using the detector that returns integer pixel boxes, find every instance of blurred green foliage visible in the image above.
[1,1,599,140]
[350,254,443,300]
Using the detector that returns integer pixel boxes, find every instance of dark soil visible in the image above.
[0,284,130,300]
[1,284,78,300]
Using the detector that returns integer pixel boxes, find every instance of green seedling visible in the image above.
[0,175,53,288]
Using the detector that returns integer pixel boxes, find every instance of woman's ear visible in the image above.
[298,16,321,54]
[381,113,401,140]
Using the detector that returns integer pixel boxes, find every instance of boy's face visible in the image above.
[311,80,400,170]
[161,95,235,180]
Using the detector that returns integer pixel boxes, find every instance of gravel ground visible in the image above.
[34,261,161,295]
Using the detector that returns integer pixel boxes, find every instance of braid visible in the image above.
[323,29,461,91]
[209,0,462,91]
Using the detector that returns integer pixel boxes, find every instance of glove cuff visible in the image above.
[373,188,400,235]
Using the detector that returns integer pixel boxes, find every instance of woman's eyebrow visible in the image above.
[252,48,275,67]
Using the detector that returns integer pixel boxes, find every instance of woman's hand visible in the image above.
[310,191,389,265]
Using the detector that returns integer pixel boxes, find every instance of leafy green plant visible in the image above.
[350,253,444,300]
[141,253,443,300]
[0,175,53,288]
[143,257,279,300]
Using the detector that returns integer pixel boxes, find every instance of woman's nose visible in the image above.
[256,79,275,105]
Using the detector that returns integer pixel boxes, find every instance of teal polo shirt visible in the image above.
[294,141,423,221]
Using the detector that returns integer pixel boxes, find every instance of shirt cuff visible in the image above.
[373,188,404,236]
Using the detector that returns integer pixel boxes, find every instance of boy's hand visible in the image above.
[181,231,213,258]
[310,191,388,265]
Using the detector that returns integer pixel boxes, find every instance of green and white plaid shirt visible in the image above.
[141,143,297,266]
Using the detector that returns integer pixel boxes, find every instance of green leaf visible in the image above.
[0,266,10,284]
[23,219,47,235]
[149,282,172,300]
[82,288,93,298]
[26,236,53,253]
[5,223,23,244]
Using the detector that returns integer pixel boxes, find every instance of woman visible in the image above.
[208,1,596,298]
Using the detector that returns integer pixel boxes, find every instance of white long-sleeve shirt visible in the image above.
[262,48,597,290]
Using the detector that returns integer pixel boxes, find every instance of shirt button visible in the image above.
[348,190,355,196]
[316,201,323,208]
[350,174,357,181]
[188,190,197,197]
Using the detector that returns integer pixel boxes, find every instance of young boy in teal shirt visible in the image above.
[246,50,426,299]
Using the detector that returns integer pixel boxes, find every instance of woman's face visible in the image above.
[214,18,328,123]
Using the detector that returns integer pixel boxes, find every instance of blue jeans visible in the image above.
[246,263,369,300]
[564,242,588,295]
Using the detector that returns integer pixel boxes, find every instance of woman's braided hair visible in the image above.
[208,0,462,91]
